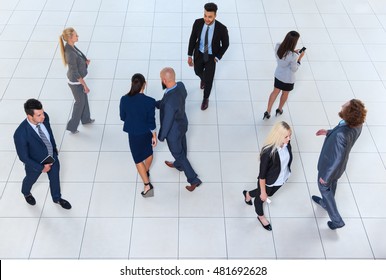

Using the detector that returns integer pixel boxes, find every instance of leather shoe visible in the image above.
[201,98,209,110]
[25,194,36,206]
[257,216,272,231]
[327,221,344,230]
[311,195,322,206]
[200,81,205,89]
[165,161,175,168]
[243,190,252,205]
[55,198,72,210]
[186,181,202,192]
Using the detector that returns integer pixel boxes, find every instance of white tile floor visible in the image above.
[0,0,385,259]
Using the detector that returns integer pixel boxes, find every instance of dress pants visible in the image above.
[166,134,200,185]
[193,51,216,99]
[249,182,282,216]
[317,177,345,227]
[21,157,61,202]
[67,84,91,132]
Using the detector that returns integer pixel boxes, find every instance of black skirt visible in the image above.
[274,77,294,91]
[128,131,153,164]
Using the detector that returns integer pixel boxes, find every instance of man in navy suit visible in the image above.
[157,67,202,192]
[312,99,366,229]
[14,99,71,209]
[188,2,229,110]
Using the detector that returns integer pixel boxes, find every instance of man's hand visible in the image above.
[187,57,194,67]
[316,129,327,136]
[42,164,52,173]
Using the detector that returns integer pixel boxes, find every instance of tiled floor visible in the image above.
[0,0,386,259]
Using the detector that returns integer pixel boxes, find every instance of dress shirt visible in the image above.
[27,119,51,143]
[199,22,215,55]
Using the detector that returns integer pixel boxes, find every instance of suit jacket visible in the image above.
[259,142,293,185]
[119,93,156,135]
[157,82,188,142]
[188,18,229,60]
[14,113,58,173]
[317,123,362,184]
[65,44,88,82]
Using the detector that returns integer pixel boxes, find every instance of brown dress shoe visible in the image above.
[164,161,174,168]
[200,81,205,89]
[185,181,202,192]
[201,98,209,110]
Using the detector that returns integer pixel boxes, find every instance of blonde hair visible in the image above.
[59,27,75,66]
[262,121,291,156]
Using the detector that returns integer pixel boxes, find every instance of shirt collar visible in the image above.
[165,83,177,94]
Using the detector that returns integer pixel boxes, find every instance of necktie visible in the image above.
[203,26,209,62]
[36,124,53,156]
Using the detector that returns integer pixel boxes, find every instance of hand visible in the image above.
[298,51,305,59]
[152,136,157,147]
[260,192,268,202]
[86,59,91,66]
[316,129,327,136]
[214,57,218,63]
[42,164,52,173]
[83,85,90,94]
[319,177,327,185]
[187,57,193,67]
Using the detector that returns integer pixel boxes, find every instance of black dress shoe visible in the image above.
[243,190,252,205]
[327,221,344,230]
[55,198,72,210]
[25,194,36,206]
[275,108,283,116]
[311,195,322,206]
[257,216,272,231]
[201,98,209,110]
[263,111,271,120]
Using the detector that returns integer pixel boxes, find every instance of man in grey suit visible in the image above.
[157,67,202,192]
[312,99,367,229]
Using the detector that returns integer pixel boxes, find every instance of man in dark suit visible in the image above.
[312,99,366,229]
[14,99,71,209]
[157,67,202,191]
[188,2,229,110]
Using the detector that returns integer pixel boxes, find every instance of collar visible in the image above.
[165,83,177,94]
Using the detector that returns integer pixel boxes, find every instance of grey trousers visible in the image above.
[67,84,91,132]
[317,177,345,227]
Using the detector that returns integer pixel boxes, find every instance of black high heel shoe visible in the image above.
[263,111,271,120]
[141,182,154,197]
[243,190,252,205]
[275,108,283,116]
[257,216,272,231]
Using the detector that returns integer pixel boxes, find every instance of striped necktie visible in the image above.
[203,26,209,62]
[36,124,53,156]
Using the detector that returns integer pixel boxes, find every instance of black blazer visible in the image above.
[188,18,229,60]
[156,82,188,142]
[258,142,293,185]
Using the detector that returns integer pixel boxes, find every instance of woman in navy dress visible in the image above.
[120,73,157,197]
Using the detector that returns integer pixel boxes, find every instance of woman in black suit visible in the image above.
[243,121,293,231]
[120,73,157,197]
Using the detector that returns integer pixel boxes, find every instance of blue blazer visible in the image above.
[14,113,58,172]
[318,123,362,184]
[120,93,156,135]
[156,82,188,142]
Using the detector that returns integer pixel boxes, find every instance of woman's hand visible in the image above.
[86,59,91,66]
[260,191,268,202]
[83,85,90,94]
[152,133,157,147]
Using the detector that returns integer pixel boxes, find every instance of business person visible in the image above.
[312,99,366,230]
[120,73,157,197]
[13,99,71,209]
[157,67,202,191]
[188,2,229,110]
[243,121,293,231]
[59,27,94,134]
[263,31,305,119]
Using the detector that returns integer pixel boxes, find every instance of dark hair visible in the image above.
[277,31,300,59]
[24,98,43,116]
[127,73,146,96]
[204,2,218,13]
[339,99,367,128]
